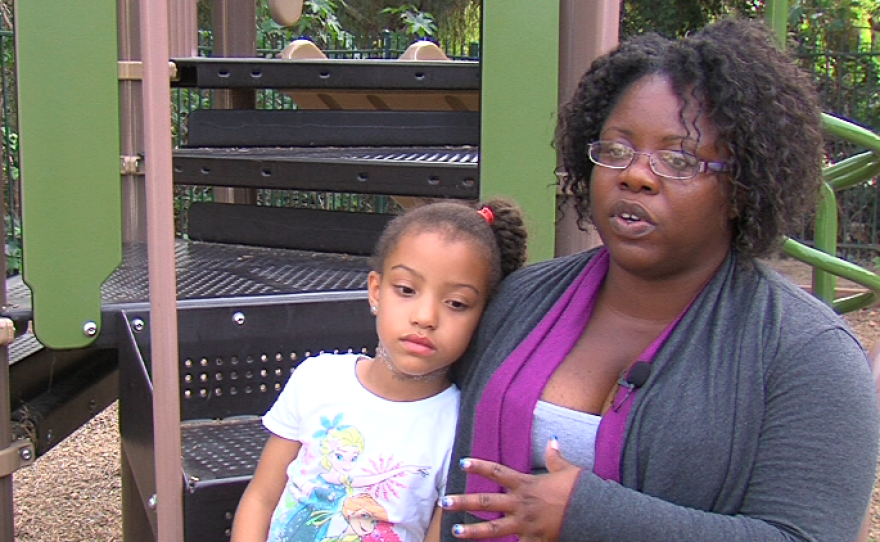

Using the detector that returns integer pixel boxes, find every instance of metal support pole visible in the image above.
[554,0,618,256]
[0,115,29,542]
[119,0,147,243]
[765,0,790,47]
[0,159,12,542]
[212,0,257,205]
[141,0,184,540]
[169,0,198,58]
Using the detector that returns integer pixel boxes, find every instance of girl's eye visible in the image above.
[394,285,416,296]
[335,453,343,460]
[447,300,470,311]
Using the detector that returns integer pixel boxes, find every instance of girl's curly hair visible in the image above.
[370,198,527,293]
[555,18,824,260]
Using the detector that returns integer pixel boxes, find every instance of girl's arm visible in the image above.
[231,434,302,542]
[424,506,444,542]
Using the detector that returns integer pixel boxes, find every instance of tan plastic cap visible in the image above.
[279,39,327,60]
[398,41,450,61]
[269,0,304,27]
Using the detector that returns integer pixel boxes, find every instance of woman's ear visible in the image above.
[367,271,382,310]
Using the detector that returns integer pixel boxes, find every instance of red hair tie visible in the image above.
[477,206,495,224]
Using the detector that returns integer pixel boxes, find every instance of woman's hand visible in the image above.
[440,438,582,542]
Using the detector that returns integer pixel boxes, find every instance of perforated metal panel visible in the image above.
[7,240,371,314]
[182,418,268,481]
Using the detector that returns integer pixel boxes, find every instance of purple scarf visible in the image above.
[466,247,690,523]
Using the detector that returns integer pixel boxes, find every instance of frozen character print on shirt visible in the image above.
[267,415,428,542]
[321,493,402,542]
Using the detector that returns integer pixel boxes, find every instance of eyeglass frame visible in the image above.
[586,140,731,180]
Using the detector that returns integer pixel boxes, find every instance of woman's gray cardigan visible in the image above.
[442,248,879,542]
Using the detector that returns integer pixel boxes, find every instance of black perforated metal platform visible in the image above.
[182,418,268,482]
[5,240,370,365]
[7,239,370,313]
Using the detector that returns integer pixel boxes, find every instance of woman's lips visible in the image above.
[609,201,656,238]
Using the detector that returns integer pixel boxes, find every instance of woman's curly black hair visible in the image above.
[555,18,824,259]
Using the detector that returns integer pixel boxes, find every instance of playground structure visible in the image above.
[2,0,880,541]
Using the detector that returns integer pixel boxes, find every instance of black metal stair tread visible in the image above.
[174,145,479,165]
[6,240,371,314]
[173,146,480,197]
[171,57,480,90]
[182,417,269,482]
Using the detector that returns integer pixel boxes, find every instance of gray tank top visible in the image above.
[532,400,601,474]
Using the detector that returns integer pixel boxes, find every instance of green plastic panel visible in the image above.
[481,1,559,262]
[15,0,121,348]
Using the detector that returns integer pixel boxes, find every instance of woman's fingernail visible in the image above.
[453,524,465,536]
[441,496,453,508]
[550,435,560,451]
[459,458,472,470]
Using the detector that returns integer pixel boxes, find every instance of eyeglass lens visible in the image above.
[589,141,701,179]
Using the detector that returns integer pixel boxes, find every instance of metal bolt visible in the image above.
[131,318,145,332]
[232,312,245,325]
[83,321,98,337]
[148,494,158,509]
[20,447,33,462]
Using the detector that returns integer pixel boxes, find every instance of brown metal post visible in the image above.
[0,156,12,542]
[141,0,184,540]
[212,0,257,205]
[554,0,619,256]
[170,0,198,58]
[119,0,147,243]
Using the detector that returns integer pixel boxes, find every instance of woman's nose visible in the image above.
[619,153,661,194]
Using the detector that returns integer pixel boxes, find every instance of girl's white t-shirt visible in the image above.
[263,352,460,542]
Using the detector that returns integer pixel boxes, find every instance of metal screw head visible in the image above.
[232,312,245,325]
[147,494,158,509]
[20,447,33,462]
[83,321,98,337]
[131,318,145,332]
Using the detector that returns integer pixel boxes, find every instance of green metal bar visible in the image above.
[480,0,559,261]
[823,151,875,185]
[826,158,880,192]
[15,0,122,348]
[764,0,789,46]
[811,182,838,304]
[823,113,880,154]
[782,238,880,312]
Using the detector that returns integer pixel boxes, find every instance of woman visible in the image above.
[439,18,880,542]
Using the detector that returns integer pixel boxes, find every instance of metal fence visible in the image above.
[796,47,880,263]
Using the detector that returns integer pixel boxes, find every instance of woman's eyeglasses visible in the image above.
[587,140,730,180]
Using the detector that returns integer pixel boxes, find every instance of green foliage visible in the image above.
[621,0,761,38]
[289,0,354,49]
[790,0,878,51]
[381,4,437,38]
[5,214,19,276]
[2,125,18,276]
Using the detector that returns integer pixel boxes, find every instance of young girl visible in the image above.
[231,199,527,542]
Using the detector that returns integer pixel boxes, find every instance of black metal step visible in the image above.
[171,57,480,90]
[173,145,479,197]
[186,109,480,147]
